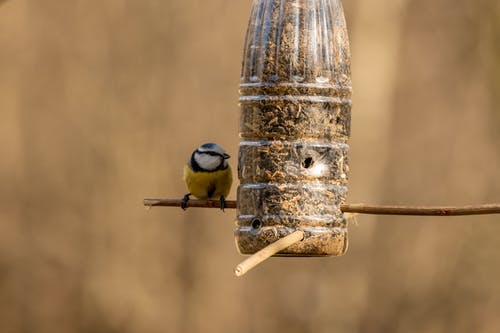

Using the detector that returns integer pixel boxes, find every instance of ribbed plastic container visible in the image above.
[236,0,351,256]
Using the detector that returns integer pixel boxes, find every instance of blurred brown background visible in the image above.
[1,0,499,332]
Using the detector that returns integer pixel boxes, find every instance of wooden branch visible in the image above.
[234,230,305,277]
[340,203,500,216]
[144,198,237,209]
[143,198,500,216]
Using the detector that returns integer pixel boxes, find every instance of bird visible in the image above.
[181,143,233,211]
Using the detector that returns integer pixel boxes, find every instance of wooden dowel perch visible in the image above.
[143,198,500,216]
[234,230,305,277]
[144,198,237,209]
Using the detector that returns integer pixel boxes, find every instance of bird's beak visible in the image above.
[223,153,230,159]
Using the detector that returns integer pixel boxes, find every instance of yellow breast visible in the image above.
[183,165,233,199]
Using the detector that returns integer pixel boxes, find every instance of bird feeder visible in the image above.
[143,0,500,275]
[235,0,352,256]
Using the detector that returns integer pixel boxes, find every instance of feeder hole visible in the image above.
[251,218,262,230]
[302,157,314,169]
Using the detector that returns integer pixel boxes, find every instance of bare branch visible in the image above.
[144,198,237,209]
[340,203,500,216]
[143,198,500,216]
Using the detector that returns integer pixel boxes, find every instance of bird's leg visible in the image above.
[219,195,227,212]
[181,193,191,210]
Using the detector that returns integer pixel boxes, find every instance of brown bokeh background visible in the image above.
[1,0,499,332]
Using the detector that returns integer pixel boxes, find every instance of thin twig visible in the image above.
[144,198,237,209]
[341,203,500,216]
[234,230,305,277]
[143,198,500,216]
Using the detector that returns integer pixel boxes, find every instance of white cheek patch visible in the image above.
[195,153,221,171]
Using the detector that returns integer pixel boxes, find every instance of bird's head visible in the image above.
[190,143,230,172]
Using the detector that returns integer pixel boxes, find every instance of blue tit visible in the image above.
[181,143,233,211]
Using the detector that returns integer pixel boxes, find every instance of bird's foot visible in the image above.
[181,194,191,210]
[219,195,226,212]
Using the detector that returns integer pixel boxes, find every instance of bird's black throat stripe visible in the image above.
[207,184,216,198]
